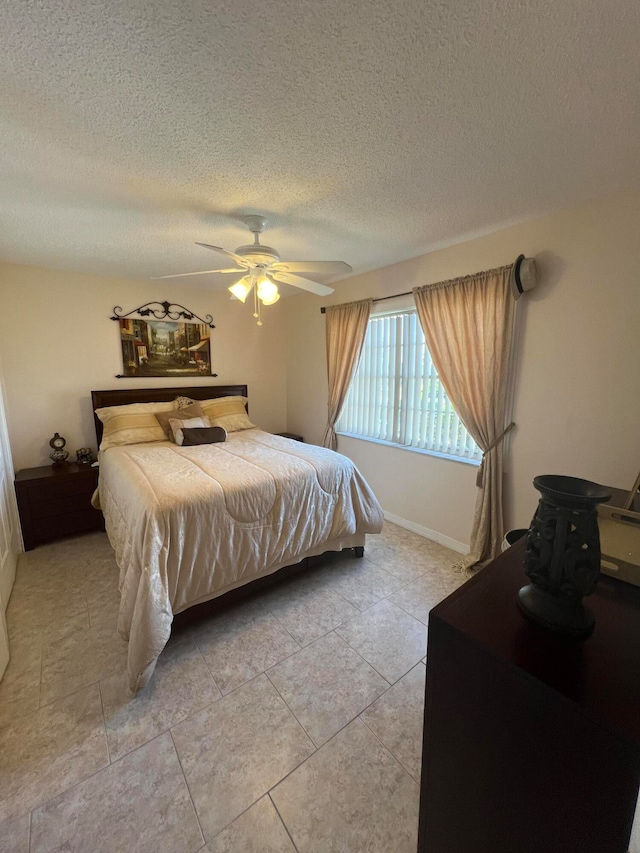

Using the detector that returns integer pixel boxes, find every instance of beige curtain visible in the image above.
[323,299,372,449]
[413,266,514,567]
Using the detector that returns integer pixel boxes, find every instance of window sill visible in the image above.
[336,431,481,467]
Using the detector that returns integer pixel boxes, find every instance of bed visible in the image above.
[91,384,384,694]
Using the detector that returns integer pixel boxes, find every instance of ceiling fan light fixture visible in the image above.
[261,291,280,306]
[228,277,251,303]
[257,277,280,305]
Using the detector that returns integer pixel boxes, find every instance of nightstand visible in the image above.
[276,432,304,442]
[15,464,104,551]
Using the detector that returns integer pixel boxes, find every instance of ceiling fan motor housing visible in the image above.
[234,243,280,265]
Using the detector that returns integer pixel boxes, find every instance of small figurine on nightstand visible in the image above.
[75,447,96,466]
[49,433,69,467]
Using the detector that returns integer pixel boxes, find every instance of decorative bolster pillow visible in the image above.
[156,401,207,439]
[180,426,228,446]
[168,417,211,446]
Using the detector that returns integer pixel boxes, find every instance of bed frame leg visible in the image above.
[354,546,364,558]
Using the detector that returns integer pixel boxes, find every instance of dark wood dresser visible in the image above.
[418,540,640,853]
[15,464,104,551]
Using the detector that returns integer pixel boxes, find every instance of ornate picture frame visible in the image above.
[112,301,217,378]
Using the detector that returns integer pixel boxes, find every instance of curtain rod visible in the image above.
[320,291,411,314]
[319,260,517,313]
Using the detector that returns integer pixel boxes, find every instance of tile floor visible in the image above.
[0,522,466,852]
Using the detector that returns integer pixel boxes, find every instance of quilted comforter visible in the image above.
[97,429,383,693]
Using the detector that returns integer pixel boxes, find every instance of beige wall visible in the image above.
[0,264,287,470]
[2,190,638,546]
[284,190,640,549]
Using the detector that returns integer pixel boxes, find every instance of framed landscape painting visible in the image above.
[119,318,212,377]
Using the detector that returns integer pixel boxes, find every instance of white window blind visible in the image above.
[337,309,482,462]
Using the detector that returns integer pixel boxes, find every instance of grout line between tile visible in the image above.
[196,650,224,695]
[266,607,338,649]
[265,714,373,804]
[268,791,300,852]
[96,680,113,765]
[4,674,103,734]
[39,672,106,712]
[196,629,303,697]
[263,668,319,750]
[82,585,93,630]
[100,649,226,764]
[20,725,114,823]
[331,628,394,687]
[168,729,206,849]
[358,712,423,784]
[190,641,224,694]
[171,667,321,845]
[269,613,303,651]
[323,584,364,612]
[355,714,422,791]
[357,713,395,752]
[35,645,44,711]
[386,596,431,627]
[207,667,271,700]
[264,633,408,750]
[206,790,300,849]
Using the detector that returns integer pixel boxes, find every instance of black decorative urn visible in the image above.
[518,475,612,636]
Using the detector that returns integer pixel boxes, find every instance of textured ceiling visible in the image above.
[1,0,639,290]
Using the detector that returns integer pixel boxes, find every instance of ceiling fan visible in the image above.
[155,215,352,325]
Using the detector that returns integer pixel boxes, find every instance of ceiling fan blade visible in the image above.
[269,272,335,296]
[269,260,352,281]
[152,268,245,280]
[196,242,251,268]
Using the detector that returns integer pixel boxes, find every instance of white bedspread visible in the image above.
[98,429,383,693]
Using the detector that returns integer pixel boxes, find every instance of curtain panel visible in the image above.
[323,299,372,450]
[413,266,514,567]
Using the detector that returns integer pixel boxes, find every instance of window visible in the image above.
[336,309,481,463]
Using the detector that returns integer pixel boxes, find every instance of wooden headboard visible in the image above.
[91,384,248,445]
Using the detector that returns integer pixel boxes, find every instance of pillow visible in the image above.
[174,395,196,409]
[96,401,176,451]
[181,426,228,447]
[156,402,206,438]
[168,416,211,446]
[199,396,256,432]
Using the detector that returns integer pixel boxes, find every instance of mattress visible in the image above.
[97,429,384,693]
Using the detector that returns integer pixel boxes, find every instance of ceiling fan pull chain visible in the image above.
[253,285,259,321]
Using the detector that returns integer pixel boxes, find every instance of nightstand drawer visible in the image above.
[31,492,97,519]
[27,475,97,504]
[32,510,103,545]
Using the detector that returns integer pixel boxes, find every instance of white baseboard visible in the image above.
[382,510,469,555]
